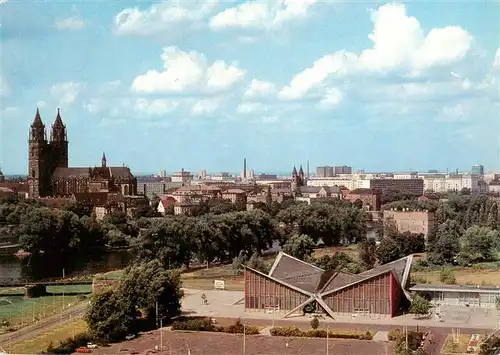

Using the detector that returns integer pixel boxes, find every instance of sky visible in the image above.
[0,0,499,175]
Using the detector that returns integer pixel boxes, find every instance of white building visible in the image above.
[421,173,481,193]
[410,284,500,309]
[171,169,193,183]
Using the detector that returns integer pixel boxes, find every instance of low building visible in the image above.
[157,196,176,215]
[221,188,247,205]
[244,251,413,318]
[344,188,381,211]
[410,284,500,308]
[489,180,500,194]
[383,210,436,237]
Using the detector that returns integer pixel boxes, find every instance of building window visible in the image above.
[31,169,36,177]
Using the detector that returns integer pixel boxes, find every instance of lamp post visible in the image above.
[326,323,329,355]
[159,316,167,350]
[243,320,249,354]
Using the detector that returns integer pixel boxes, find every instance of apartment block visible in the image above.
[383,210,436,237]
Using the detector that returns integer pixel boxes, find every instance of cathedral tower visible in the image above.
[101,152,107,168]
[50,109,68,168]
[28,108,48,198]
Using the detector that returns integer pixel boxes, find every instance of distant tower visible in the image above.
[291,165,304,192]
[50,109,68,168]
[243,158,247,179]
[28,108,48,198]
[306,160,310,180]
[0,165,4,183]
[101,152,107,168]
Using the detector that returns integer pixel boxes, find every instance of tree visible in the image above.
[455,225,498,266]
[409,294,432,318]
[358,238,377,269]
[439,269,456,285]
[283,234,315,261]
[376,237,401,264]
[427,220,461,265]
[85,260,183,342]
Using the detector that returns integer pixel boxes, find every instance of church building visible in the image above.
[28,108,137,198]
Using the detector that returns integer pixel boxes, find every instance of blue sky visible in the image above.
[1,0,499,175]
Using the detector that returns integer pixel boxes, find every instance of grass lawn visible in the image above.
[441,334,471,354]
[0,288,24,296]
[412,269,500,285]
[46,285,92,294]
[5,318,88,354]
[182,277,244,291]
[0,295,84,332]
[313,245,359,259]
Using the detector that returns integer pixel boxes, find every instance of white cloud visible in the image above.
[131,46,246,94]
[114,1,218,36]
[493,48,500,69]
[279,3,473,100]
[192,99,219,115]
[50,82,84,107]
[134,98,179,116]
[0,0,8,5]
[243,79,276,98]
[0,76,10,97]
[317,88,343,109]
[36,101,46,108]
[55,16,85,30]
[439,103,466,122]
[237,102,268,114]
[210,0,321,31]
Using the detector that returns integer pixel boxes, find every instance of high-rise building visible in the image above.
[159,169,167,178]
[316,166,334,177]
[335,165,352,175]
[472,164,484,175]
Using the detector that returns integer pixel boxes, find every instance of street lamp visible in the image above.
[243,320,249,354]
[159,316,167,350]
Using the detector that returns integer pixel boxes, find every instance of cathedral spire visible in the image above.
[102,152,107,168]
[292,166,297,176]
[53,108,64,127]
[32,108,44,127]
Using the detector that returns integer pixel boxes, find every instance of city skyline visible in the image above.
[1,1,499,174]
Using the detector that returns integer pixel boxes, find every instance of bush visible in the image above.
[388,329,402,341]
[310,316,320,330]
[172,318,216,332]
[172,318,259,335]
[44,332,94,354]
[270,327,372,340]
[439,269,457,285]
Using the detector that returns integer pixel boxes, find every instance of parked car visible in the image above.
[87,343,98,349]
[76,346,91,353]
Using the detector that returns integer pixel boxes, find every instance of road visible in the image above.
[0,302,87,347]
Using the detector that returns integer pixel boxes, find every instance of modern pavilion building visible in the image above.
[243,252,413,318]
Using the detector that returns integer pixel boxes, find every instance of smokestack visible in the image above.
[243,158,247,179]
[307,160,310,179]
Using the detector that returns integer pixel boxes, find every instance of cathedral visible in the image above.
[28,108,137,198]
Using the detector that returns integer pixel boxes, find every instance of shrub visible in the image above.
[220,318,260,335]
[270,327,372,340]
[270,326,304,337]
[171,318,216,332]
[310,316,320,330]
[172,318,259,335]
[411,276,428,284]
[388,329,402,341]
[44,332,94,354]
[439,269,457,285]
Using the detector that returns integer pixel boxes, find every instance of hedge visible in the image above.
[270,326,373,340]
[172,318,260,335]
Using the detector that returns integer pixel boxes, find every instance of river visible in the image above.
[0,250,134,282]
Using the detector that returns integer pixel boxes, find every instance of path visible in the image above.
[0,302,87,347]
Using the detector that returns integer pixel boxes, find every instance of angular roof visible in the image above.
[269,252,324,293]
[250,251,413,299]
